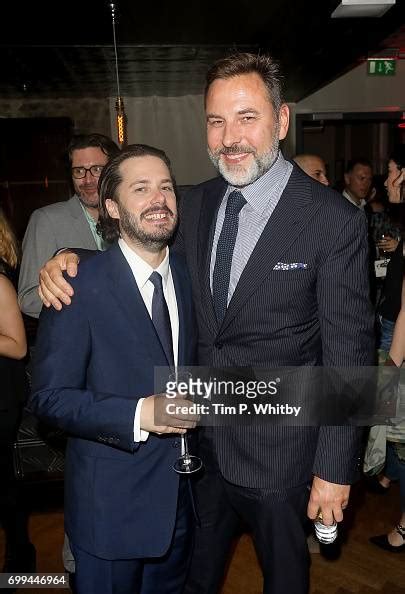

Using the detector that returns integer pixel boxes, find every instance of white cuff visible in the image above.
[133,398,149,442]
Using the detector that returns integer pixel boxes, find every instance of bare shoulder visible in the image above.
[0,273,18,305]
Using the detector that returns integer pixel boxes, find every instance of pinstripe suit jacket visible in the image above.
[177,163,375,489]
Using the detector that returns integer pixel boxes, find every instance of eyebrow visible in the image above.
[238,108,259,115]
[129,178,173,187]
[206,108,259,119]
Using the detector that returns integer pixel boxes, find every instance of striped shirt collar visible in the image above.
[226,151,290,216]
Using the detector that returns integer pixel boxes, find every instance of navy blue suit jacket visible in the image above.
[30,243,197,560]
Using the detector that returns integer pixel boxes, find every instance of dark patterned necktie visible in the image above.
[212,190,247,326]
[149,271,174,366]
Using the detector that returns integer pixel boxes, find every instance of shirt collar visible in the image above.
[79,199,97,227]
[343,189,366,209]
[118,238,170,290]
[227,151,289,215]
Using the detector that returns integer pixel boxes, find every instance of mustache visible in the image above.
[141,205,175,219]
[216,145,256,156]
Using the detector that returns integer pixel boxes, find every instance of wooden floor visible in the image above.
[1,480,405,594]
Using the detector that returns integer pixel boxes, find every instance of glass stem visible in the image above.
[181,434,190,459]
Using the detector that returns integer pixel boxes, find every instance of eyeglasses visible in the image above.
[71,165,105,179]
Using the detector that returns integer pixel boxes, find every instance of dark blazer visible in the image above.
[29,243,197,560]
[176,164,375,489]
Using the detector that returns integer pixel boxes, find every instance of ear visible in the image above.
[105,198,120,220]
[344,173,350,187]
[278,104,290,141]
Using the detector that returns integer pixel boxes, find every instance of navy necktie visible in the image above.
[149,271,174,366]
[212,190,247,326]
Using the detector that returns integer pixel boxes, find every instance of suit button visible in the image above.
[214,341,223,350]
[173,440,180,448]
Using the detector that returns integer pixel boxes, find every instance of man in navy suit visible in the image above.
[37,54,374,593]
[30,145,197,594]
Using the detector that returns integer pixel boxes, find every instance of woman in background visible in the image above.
[368,149,405,552]
[0,208,35,577]
[370,277,405,552]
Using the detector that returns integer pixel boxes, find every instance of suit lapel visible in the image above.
[67,196,98,250]
[170,253,189,366]
[104,244,172,367]
[196,178,227,334]
[220,168,322,334]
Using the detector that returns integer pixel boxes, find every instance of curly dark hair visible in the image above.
[97,144,176,243]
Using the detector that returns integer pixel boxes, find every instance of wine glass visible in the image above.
[169,370,202,474]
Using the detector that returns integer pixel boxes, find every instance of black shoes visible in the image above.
[370,524,405,553]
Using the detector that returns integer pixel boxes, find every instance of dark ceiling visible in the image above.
[1,0,404,101]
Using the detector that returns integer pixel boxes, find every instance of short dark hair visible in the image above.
[345,158,372,174]
[205,52,284,115]
[389,145,405,170]
[97,144,176,243]
[67,133,120,164]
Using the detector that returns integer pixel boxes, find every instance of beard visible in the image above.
[118,203,178,252]
[76,184,99,209]
[207,128,280,187]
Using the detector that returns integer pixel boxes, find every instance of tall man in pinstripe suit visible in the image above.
[38,54,374,593]
[179,53,374,594]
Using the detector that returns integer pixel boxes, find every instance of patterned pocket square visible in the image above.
[273,262,308,270]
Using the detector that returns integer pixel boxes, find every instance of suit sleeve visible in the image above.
[18,209,59,318]
[29,284,139,453]
[313,210,374,484]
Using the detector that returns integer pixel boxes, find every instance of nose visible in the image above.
[221,121,242,148]
[320,174,329,186]
[151,188,166,203]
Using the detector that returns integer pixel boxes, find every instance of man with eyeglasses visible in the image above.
[19,133,119,318]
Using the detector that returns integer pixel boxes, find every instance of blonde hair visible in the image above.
[0,208,19,269]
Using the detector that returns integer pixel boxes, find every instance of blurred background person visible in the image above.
[343,158,373,209]
[377,147,405,357]
[18,133,119,320]
[365,146,405,552]
[0,208,34,581]
[369,276,405,552]
[293,153,329,186]
[366,179,401,258]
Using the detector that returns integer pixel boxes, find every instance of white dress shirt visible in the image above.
[118,238,179,442]
[342,189,366,210]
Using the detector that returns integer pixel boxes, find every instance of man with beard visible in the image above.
[37,54,374,593]
[178,54,373,594]
[29,145,197,594]
[18,133,119,318]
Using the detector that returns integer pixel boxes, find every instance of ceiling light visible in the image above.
[331,0,396,18]
[109,2,127,147]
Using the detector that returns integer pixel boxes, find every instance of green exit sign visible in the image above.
[367,59,396,76]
